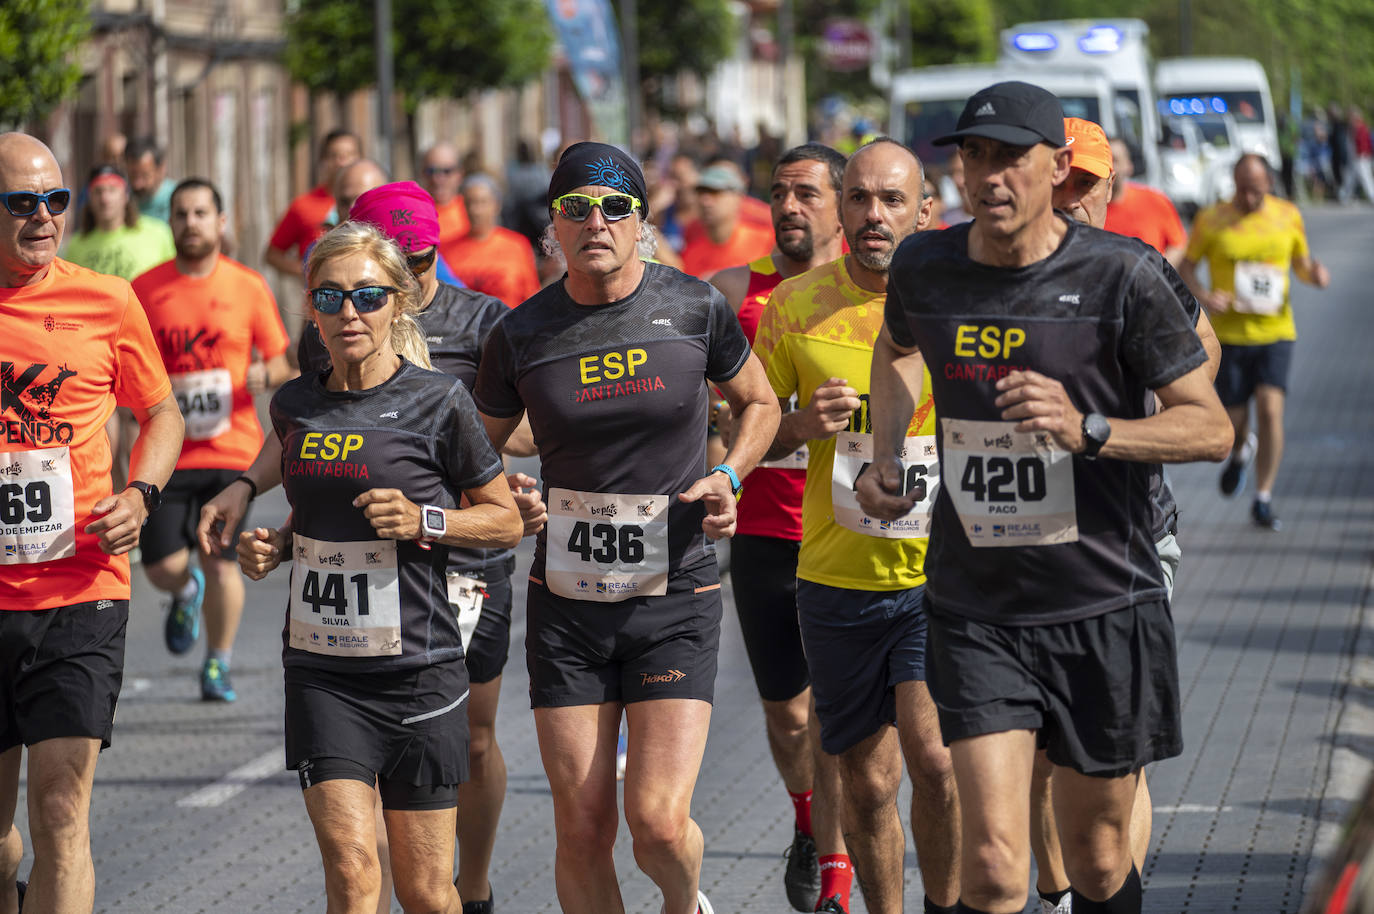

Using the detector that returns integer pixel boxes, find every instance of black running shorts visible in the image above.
[730,534,809,703]
[141,468,250,564]
[459,563,514,685]
[925,600,1183,778]
[0,599,129,752]
[525,562,723,708]
[284,657,470,808]
[1214,340,1295,405]
[796,581,928,756]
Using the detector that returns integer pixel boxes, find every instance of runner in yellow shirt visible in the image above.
[1180,154,1330,530]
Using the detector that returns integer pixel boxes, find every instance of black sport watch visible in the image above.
[125,480,163,513]
[1080,413,1111,459]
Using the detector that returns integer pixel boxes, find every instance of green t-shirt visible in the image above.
[64,216,176,281]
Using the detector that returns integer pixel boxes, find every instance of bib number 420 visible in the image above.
[960,455,1046,503]
[299,569,371,616]
[567,521,645,564]
[0,481,52,524]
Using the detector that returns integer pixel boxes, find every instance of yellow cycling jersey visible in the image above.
[1186,195,1310,345]
[754,256,936,592]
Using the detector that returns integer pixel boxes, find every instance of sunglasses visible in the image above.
[405,247,436,276]
[0,188,71,217]
[424,165,458,176]
[551,192,641,222]
[309,285,397,315]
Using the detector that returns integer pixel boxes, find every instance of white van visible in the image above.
[888,63,1117,170]
[1154,57,1281,171]
[999,19,1163,187]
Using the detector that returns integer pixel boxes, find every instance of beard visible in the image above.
[847,220,897,273]
[775,220,815,261]
[175,234,216,260]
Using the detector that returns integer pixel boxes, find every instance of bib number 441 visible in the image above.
[299,569,371,616]
[567,521,645,564]
[959,455,1046,503]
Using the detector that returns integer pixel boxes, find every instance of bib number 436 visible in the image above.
[566,521,645,564]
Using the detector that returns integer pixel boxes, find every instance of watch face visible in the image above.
[423,507,445,536]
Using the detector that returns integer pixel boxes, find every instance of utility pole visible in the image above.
[375,0,395,175]
[619,0,641,153]
[1179,0,1192,55]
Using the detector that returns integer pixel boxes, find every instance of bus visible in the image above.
[1154,57,1281,171]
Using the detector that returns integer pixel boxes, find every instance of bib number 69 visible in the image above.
[0,481,52,525]
[567,521,645,564]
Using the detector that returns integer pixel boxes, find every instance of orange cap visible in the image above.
[1063,118,1113,179]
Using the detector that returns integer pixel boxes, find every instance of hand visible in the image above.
[85,488,147,555]
[1201,289,1233,314]
[237,526,288,580]
[508,472,546,537]
[246,361,269,394]
[855,455,920,521]
[1312,260,1331,289]
[994,370,1085,453]
[354,488,422,540]
[679,471,737,540]
[798,378,861,440]
[197,479,253,555]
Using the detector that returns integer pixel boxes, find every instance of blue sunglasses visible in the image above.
[308,286,397,315]
[0,188,71,217]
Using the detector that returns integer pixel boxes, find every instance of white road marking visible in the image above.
[176,750,283,808]
[127,678,151,694]
[1156,804,1234,813]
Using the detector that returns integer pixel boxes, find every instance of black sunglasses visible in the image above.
[309,285,397,315]
[405,248,437,276]
[0,188,71,217]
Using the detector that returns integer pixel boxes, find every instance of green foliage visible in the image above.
[0,0,87,128]
[907,0,998,67]
[637,0,738,84]
[284,0,553,104]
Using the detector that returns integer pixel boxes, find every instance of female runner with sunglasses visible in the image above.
[236,220,522,914]
[472,142,780,914]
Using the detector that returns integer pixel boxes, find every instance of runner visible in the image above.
[419,142,470,247]
[125,137,177,224]
[441,173,540,307]
[860,81,1232,914]
[0,132,183,914]
[708,142,849,912]
[471,141,780,914]
[63,165,175,281]
[755,138,959,914]
[130,177,293,701]
[234,219,522,914]
[680,164,775,278]
[263,128,361,280]
[1180,153,1331,530]
[1102,139,1187,265]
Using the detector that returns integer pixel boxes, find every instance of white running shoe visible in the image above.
[1040,893,1072,914]
[697,890,715,914]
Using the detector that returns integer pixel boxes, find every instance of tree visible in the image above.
[284,0,553,106]
[0,0,87,129]
[636,0,737,85]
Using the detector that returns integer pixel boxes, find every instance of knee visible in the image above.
[906,739,955,793]
[321,841,380,900]
[393,877,453,914]
[467,722,498,769]
[838,762,899,816]
[28,785,87,843]
[142,557,181,591]
[762,698,809,743]
[626,799,691,857]
[1060,828,1129,892]
[555,800,619,862]
[963,834,1026,902]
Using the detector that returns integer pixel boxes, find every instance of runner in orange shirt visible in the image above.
[420,142,470,247]
[680,165,776,278]
[263,129,361,280]
[1103,137,1188,265]
[442,173,540,307]
[132,178,293,703]
[0,132,183,914]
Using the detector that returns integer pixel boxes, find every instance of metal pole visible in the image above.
[375,0,394,175]
[1179,0,1191,56]
[895,0,911,73]
[619,0,640,153]
[778,0,794,142]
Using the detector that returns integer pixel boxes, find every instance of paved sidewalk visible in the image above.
[10,206,1374,912]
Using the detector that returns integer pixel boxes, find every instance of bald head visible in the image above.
[1233,153,1271,214]
[334,159,389,219]
[842,138,929,276]
[0,133,66,286]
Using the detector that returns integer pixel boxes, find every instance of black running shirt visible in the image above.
[299,282,511,576]
[272,360,504,671]
[885,217,1206,624]
[473,261,751,599]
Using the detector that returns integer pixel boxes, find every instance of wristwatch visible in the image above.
[420,505,447,541]
[1080,412,1111,459]
[125,480,162,513]
[710,463,742,496]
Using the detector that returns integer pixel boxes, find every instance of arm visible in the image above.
[501,414,537,458]
[1178,257,1232,314]
[1195,310,1222,383]
[264,245,303,279]
[764,379,861,462]
[1293,253,1331,288]
[707,264,752,315]
[854,326,929,521]
[246,353,298,394]
[353,472,523,550]
[196,432,284,554]
[993,364,1233,464]
[1163,244,1185,269]
[86,394,184,555]
[480,411,523,455]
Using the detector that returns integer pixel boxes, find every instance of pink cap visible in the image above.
[348,181,440,252]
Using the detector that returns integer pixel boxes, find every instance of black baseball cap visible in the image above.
[933,81,1067,148]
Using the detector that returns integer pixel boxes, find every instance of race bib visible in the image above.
[545,488,670,602]
[830,432,938,538]
[759,444,809,470]
[171,369,233,441]
[289,535,401,657]
[941,419,1077,547]
[1232,261,1286,315]
[446,572,486,653]
[0,447,76,564]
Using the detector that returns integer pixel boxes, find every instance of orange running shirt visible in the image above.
[0,259,172,610]
[435,197,471,247]
[132,256,289,471]
[267,185,335,258]
[1104,183,1187,255]
[681,220,775,279]
[441,227,539,307]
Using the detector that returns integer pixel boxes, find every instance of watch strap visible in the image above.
[710,463,742,495]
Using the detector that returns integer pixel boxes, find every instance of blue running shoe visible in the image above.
[617,718,628,780]
[165,565,204,655]
[200,657,237,702]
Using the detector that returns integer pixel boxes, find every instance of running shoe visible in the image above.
[616,718,628,781]
[200,657,237,702]
[783,828,820,912]
[164,565,204,655]
[815,895,847,913]
[696,890,714,914]
[1040,893,1072,913]
[1251,499,1282,531]
[1219,431,1258,496]
[16,880,25,912]
[462,885,493,914]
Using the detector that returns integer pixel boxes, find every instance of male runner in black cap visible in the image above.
[856,82,1233,914]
